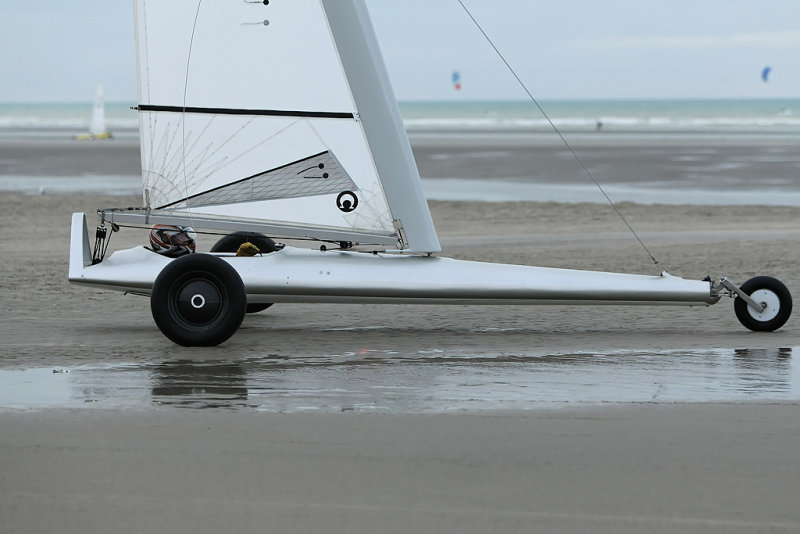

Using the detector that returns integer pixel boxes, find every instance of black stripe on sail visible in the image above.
[137,104,354,120]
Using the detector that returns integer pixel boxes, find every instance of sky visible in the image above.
[1,0,799,102]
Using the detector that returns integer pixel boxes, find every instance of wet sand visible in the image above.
[3,405,800,533]
[1,193,798,366]
[411,130,800,190]
[1,133,800,532]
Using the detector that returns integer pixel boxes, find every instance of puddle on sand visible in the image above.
[1,347,798,413]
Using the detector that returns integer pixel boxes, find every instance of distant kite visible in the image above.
[762,66,771,83]
[452,70,461,91]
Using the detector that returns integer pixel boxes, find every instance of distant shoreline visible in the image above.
[2,97,799,133]
[4,125,800,140]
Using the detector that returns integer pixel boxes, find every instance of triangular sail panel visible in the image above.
[133,0,440,252]
[159,151,357,209]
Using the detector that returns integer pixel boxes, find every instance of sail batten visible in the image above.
[138,104,355,120]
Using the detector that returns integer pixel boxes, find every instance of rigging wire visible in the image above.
[181,0,204,231]
[455,0,661,269]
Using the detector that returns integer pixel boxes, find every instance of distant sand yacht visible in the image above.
[75,84,112,140]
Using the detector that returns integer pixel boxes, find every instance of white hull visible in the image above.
[70,213,718,307]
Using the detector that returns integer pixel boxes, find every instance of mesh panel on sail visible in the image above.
[159,151,357,209]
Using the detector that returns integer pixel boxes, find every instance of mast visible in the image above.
[322,0,441,253]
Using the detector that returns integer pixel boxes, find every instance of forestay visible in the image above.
[132,0,440,252]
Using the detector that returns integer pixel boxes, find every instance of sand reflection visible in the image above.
[0,347,797,411]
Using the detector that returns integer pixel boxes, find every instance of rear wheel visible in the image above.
[151,254,246,346]
[210,231,275,314]
[210,231,277,254]
[733,276,792,332]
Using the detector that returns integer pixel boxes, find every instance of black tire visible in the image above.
[733,276,792,332]
[151,254,247,346]
[210,231,277,254]
[210,231,275,314]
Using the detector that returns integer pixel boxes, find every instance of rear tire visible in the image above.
[733,276,792,332]
[210,231,277,254]
[210,231,275,314]
[151,254,246,346]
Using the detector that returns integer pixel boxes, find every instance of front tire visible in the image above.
[151,254,247,346]
[733,276,792,332]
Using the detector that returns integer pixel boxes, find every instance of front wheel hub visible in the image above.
[176,279,222,324]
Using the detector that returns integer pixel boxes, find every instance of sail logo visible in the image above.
[336,191,359,212]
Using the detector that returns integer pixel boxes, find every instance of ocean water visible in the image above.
[398,99,800,132]
[1,98,800,133]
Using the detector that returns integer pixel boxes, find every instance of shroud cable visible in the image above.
[456,0,661,269]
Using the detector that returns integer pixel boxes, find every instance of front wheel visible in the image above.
[151,254,247,346]
[733,276,792,332]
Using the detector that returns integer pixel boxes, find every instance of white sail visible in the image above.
[133,0,440,252]
[89,84,109,138]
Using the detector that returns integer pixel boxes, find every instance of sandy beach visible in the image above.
[1,133,800,532]
[3,405,800,533]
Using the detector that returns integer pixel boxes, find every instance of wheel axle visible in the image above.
[714,278,767,313]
